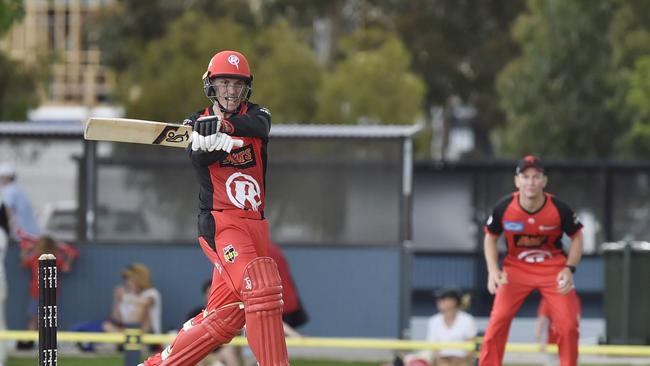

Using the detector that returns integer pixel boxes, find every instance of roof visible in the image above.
[0,121,84,138]
[0,121,423,139]
[272,124,423,138]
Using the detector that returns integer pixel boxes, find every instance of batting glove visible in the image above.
[191,115,221,152]
[209,133,239,153]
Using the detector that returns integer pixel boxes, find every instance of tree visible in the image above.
[384,0,525,157]
[0,0,23,35]
[496,0,625,158]
[92,0,257,72]
[608,1,650,156]
[0,53,39,120]
[0,0,38,121]
[315,30,426,124]
[118,12,256,122]
[252,19,324,123]
[621,57,650,155]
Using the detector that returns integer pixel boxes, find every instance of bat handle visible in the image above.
[233,139,244,148]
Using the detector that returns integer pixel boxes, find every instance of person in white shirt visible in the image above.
[404,288,477,366]
[103,263,162,335]
[0,162,41,239]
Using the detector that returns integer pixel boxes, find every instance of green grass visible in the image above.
[8,357,650,366]
[8,356,380,366]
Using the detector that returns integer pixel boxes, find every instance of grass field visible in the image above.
[7,357,379,366]
[7,356,650,366]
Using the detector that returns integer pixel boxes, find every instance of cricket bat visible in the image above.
[84,117,242,149]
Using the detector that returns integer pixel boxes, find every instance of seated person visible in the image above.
[103,263,162,334]
[404,288,477,366]
[72,263,162,352]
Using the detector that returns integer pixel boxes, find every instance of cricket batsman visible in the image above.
[479,155,583,366]
[140,50,288,365]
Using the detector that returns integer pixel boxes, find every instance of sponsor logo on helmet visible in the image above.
[226,172,262,211]
[223,244,238,263]
[228,55,240,69]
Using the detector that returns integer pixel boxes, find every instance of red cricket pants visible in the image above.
[479,257,580,366]
[197,210,271,311]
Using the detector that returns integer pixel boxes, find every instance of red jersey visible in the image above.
[187,103,271,214]
[22,255,67,299]
[485,192,582,264]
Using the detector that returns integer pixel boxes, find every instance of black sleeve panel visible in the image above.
[485,194,513,235]
[553,197,583,237]
[222,104,271,140]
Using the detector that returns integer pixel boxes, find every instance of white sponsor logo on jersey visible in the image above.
[517,249,552,263]
[226,172,262,211]
[539,225,557,231]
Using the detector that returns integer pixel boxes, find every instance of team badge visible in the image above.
[226,172,262,211]
[223,244,238,263]
[228,55,240,69]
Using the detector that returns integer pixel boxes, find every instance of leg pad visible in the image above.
[241,257,289,365]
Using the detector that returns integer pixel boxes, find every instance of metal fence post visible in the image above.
[123,324,143,366]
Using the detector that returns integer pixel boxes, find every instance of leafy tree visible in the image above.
[608,1,650,156]
[622,57,650,155]
[0,53,38,120]
[0,0,23,35]
[92,0,257,72]
[252,19,324,123]
[496,0,625,158]
[387,0,525,156]
[0,1,38,121]
[315,30,425,124]
[119,12,256,122]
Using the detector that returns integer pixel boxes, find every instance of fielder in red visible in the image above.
[141,50,288,365]
[479,156,583,366]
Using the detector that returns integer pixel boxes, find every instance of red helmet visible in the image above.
[202,50,253,110]
[205,50,251,81]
